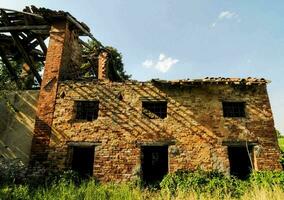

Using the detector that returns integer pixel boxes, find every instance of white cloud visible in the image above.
[142,53,179,73]
[142,60,154,68]
[211,10,241,28]
[211,22,217,28]
[159,54,166,60]
[218,11,238,20]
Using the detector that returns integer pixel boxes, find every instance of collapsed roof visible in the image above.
[0,6,100,88]
[0,6,268,89]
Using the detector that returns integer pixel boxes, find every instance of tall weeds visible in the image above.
[1,170,284,200]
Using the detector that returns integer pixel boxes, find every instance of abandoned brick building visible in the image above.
[0,7,282,183]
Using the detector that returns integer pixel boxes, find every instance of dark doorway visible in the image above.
[228,146,253,179]
[71,146,94,178]
[141,146,168,185]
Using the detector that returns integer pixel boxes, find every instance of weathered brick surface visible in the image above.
[98,51,109,80]
[46,80,282,182]
[30,21,81,166]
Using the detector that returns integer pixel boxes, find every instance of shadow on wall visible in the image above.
[54,82,223,173]
[153,83,272,140]
[65,82,218,141]
[0,91,39,165]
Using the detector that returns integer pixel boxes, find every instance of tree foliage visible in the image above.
[0,63,18,90]
[81,40,131,81]
[0,60,23,90]
[276,129,283,138]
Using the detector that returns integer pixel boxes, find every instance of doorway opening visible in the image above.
[228,146,253,179]
[141,145,168,185]
[71,146,95,178]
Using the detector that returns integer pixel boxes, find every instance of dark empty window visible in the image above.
[76,101,99,121]
[222,102,245,117]
[142,101,167,119]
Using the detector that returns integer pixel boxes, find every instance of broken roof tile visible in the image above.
[151,77,269,85]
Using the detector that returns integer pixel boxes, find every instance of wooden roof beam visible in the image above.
[0,9,42,85]
[0,25,50,32]
[22,15,48,55]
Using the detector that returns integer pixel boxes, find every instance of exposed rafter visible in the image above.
[0,25,50,32]
[0,9,42,85]
[0,6,97,88]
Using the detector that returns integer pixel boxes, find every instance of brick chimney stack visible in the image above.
[98,51,109,80]
[29,20,72,166]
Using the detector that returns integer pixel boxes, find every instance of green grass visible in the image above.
[2,171,284,200]
[278,138,284,151]
[1,180,284,200]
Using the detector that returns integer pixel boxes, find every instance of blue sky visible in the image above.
[2,0,284,133]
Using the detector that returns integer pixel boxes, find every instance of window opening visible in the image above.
[76,101,99,121]
[223,102,245,117]
[142,101,167,119]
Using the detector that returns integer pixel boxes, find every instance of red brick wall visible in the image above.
[47,81,282,182]
[29,21,71,165]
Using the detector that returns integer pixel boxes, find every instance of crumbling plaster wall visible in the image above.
[0,91,38,164]
[48,81,281,182]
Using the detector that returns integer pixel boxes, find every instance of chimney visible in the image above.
[29,20,72,166]
[98,50,109,80]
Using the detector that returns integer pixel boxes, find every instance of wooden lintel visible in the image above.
[137,140,176,147]
[67,141,101,147]
[222,141,258,147]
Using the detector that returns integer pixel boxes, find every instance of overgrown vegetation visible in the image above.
[81,40,131,81]
[1,171,284,200]
[277,130,284,167]
[278,137,284,152]
[1,158,284,200]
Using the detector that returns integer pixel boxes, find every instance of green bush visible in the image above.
[0,158,26,185]
[279,149,284,168]
[0,158,83,188]
[249,171,284,188]
[160,170,248,197]
[0,185,31,200]
[160,170,284,198]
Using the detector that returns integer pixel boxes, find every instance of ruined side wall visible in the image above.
[0,91,38,164]
[49,81,281,182]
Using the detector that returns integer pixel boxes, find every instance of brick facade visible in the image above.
[40,80,282,182]
[27,14,281,183]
